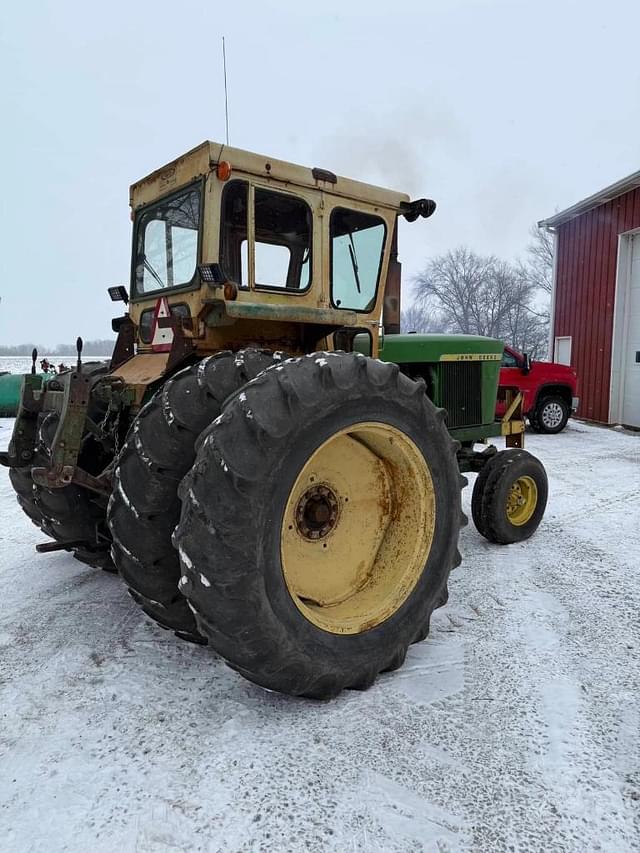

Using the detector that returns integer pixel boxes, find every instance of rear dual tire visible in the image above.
[174,353,464,698]
[107,350,280,642]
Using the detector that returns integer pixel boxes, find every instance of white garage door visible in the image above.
[622,236,640,427]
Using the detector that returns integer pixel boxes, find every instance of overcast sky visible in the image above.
[1,0,639,345]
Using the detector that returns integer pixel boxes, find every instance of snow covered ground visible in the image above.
[0,416,638,853]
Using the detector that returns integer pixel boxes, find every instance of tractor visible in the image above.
[1,141,547,698]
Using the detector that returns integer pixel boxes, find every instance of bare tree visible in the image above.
[413,247,549,358]
[413,248,493,336]
[400,301,445,334]
[521,225,554,294]
[501,276,549,359]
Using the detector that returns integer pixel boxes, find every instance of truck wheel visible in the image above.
[107,350,279,642]
[9,411,113,570]
[174,353,464,698]
[471,449,547,544]
[531,395,569,434]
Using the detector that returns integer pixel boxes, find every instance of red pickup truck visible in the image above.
[496,345,579,433]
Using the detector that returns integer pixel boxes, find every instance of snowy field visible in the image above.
[0,357,75,374]
[0,417,638,853]
[0,357,111,374]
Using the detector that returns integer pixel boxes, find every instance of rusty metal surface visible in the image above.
[505,429,524,449]
[130,142,410,213]
[126,142,408,368]
[110,317,136,369]
[110,353,170,385]
[37,142,436,492]
[280,422,435,634]
[32,458,112,496]
[218,300,361,328]
[51,372,91,470]
[166,320,196,373]
[29,371,93,489]
[382,223,401,335]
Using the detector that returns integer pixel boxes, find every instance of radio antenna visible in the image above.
[222,36,230,145]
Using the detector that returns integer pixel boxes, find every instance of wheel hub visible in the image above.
[542,402,563,428]
[280,422,436,634]
[506,475,538,526]
[296,484,340,540]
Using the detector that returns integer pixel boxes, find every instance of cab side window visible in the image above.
[330,208,386,312]
[219,182,311,290]
[254,188,311,290]
[220,180,249,287]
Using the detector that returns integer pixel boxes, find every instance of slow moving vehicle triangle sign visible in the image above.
[151,297,173,353]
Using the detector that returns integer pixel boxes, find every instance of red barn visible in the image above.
[540,171,640,428]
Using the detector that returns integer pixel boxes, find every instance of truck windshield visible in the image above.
[133,184,201,295]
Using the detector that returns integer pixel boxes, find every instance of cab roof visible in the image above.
[130,141,411,211]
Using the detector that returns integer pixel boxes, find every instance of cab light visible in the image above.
[223,282,238,301]
[217,161,232,181]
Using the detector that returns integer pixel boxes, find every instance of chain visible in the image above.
[97,405,112,439]
[113,408,122,456]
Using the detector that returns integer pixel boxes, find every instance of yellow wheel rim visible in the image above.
[280,422,435,635]
[506,475,538,526]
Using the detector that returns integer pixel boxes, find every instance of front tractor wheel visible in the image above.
[471,449,548,544]
[174,353,464,699]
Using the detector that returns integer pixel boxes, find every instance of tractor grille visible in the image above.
[439,362,482,428]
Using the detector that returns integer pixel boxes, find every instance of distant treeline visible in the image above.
[0,339,115,357]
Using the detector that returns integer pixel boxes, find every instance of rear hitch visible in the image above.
[31,463,112,496]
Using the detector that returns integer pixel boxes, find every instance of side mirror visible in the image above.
[522,353,531,374]
[400,198,437,222]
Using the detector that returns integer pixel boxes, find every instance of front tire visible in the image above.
[174,353,464,698]
[471,449,548,544]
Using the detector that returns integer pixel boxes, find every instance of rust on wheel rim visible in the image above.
[295,484,340,540]
[280,422,436,635]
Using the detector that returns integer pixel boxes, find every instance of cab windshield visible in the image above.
[133,183,201,296]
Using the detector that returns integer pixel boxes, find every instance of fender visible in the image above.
[531,382,573,411]
[109,352,171,402]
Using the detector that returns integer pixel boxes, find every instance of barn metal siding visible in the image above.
[554,186,640,423]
